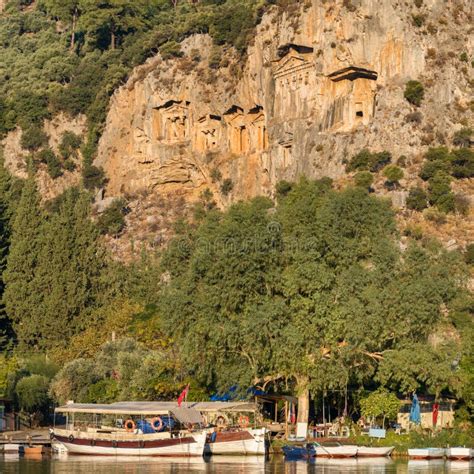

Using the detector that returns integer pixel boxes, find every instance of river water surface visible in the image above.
[0,454,472,473]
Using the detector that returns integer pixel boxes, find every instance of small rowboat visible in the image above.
[313,444,358,458]
[357,446,394,457]
[446,447,473,460]
[408,447,445,459]
[282,444,315,459]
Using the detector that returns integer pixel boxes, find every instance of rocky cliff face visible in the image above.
[2,0,472,257]
[96,0,472,206]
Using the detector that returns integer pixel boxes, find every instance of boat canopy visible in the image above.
[55,401,258,421]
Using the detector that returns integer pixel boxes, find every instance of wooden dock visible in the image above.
[1,429,52,448]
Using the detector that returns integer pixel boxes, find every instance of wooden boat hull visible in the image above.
[314,445,358,458]
[53,431,207,457]
[446,447,473,460]
[408,448,445,459]
[205,428,266,455]
[356,446,394,457]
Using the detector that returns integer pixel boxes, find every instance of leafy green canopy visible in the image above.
[158,179,469,401]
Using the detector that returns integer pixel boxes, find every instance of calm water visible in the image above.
[0,455,473,474]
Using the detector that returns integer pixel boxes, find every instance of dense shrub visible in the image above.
[412,14,425,27]
[465,244,474,265]
[453,128,472,147]
[428,171,455,213]
[454,194,470,216]
[97,199,126,236]
[419,159,451,181]
[346,149,392,173]
[354,171,374,190]
[276,180,293,197]
[46,154,63,179]
[404,80,425,106]
[423,207,447,225]
[20,126,48,151]
[220,178,234,196]
[59,132,82,160]
[37,148,63,179]
[406,187,428,211]
[159,41,183,60]
[83,165,106,190]
[383,165,404,184]
[451,148,474,178]
[210,168,222,183]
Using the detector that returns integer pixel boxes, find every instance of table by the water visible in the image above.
[0,454,472,473]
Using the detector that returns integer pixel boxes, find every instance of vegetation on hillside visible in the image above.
[0,0,279,184]
[1,165,470,427]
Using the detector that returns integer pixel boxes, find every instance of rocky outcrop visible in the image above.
[96,0,472,210]
[2,113,86,201]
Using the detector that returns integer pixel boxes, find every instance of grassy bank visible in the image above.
[270,428,474,456]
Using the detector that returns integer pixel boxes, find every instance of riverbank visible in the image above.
[270,428,474,457]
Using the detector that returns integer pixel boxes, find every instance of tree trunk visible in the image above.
[111,31,116,50]
[70,10,77,50]
[296,377,310,425]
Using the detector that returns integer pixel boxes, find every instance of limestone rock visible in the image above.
[95,0,472,210]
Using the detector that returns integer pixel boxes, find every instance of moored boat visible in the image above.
[446,447,473,460]
[52,402,207,457]
[204,427,266,455]
[312,443,358,458]
[407,447,445,459]
[282,444,315,460]
[3,443,22,453]
[356,446,394,457]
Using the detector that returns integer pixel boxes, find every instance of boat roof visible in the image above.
[55,401,258,418]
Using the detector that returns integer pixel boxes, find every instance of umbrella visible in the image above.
[409,393,421,425]
[432,403,439,427]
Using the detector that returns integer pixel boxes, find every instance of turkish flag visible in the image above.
[177,384,190,407]
[432,403,439,427]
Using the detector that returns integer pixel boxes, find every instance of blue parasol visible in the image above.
[409,393,421,424]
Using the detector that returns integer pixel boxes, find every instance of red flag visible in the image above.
[432,403,439,427]
[177,384,190,407]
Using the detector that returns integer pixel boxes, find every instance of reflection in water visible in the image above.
[0,454,468,473]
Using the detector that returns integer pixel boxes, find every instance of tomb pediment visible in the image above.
[156,100,190,114]
[274,54,313,79]
[328,66,378,82]
[250,113,265,125]
[198,114,221,124]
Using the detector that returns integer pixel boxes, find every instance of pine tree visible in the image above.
[3,174,44,348]
[34,188,106,348]
[0,159,18,350]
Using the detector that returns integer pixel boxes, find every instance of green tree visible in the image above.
[41,0,80,49]
[360,390,400,428]
[3,174,44,348]
[77,0,148,50]
[33,189,106,348]
[15,374,50,412]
